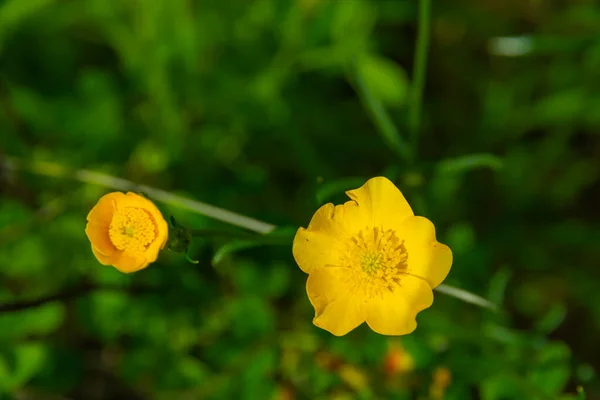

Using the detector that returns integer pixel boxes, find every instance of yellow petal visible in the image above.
[143,238,164,264]
[365,275,433,335]
[121,192,161,216]
[401,216,452,289]
[86,193,121,259]
[86,192,122,226]
[112,252,149,274]
[85,221,117,256]
[293,201,365,274]
[306,266,365,336]
[91,245,118,265]
[143,208,169,261]
[92,245,148,274]
[345,177,414,228]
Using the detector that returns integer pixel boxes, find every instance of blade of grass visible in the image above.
[408,0,432,145]
[3,156,276,234]
[351,59,413,164]
[437,153,504,174]
[435,283,499,311]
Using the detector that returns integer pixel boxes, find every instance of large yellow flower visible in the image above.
[293,177,452,336]
[85,192,168,273]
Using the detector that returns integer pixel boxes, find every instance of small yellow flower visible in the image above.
[293,177,452,336]
[85,192,168,273]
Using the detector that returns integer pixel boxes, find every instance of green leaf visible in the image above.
[535,303,567,334]
[356,54,409,106]
[529,342,571,396]
[158,356,210,389]
[331,0,376,46]
[0,0,54,47]
[0,344,47,390]
[482,323,524,345]
[242,347,276,382]
[437,153,503,174]
[351,58,412,162]
[0,236,48,277]
[212,227,295,265]
[0,303,65,340]
[480,374,523,400]
[212,240,265,265]
[533,89,586,126]
[487,268,513,306]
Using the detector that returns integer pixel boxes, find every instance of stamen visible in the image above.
[342,226,409,297]
[109,207,157,253]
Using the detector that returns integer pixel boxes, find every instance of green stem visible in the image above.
[352,60,413,164]
[408,0,432,145]
[435,284,498,311]
[4,157,276,234]
[189,229,259,239]
[189,228,291,244]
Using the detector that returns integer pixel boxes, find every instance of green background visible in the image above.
[0,0,599,399]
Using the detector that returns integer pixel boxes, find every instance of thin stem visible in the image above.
[189,229,261,239]
[2,156,498,311]
[3,157,276,234]
[189,228,291,244]
[352,59,413,164]
[435,284,498,311]
[408,0,432,145]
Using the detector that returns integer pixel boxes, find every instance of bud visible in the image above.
[167,216,192,254]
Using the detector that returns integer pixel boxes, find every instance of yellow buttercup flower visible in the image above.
[293,177,452,336]
[85,192,168,273]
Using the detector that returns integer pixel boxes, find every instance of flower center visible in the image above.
[342,227,408,294]
[109,207,156,252]
[361,251,384,275]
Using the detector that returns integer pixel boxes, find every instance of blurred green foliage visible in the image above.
[1,0,599,399]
